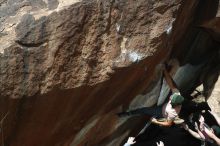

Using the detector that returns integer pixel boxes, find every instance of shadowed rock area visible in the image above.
[0,0,220,146]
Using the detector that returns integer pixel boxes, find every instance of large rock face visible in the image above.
[0,0,182,98]
[0,0,219,146]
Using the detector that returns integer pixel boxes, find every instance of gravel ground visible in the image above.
[208,77,220,116]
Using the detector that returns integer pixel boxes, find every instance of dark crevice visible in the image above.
[15,40,45,48]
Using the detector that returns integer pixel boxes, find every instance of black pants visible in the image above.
[180,100,210,119]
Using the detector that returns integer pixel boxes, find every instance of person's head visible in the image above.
[171,93,184,107]
[212,125,220,137]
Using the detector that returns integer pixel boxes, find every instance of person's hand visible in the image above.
[199,115,205,123]
[189,113,193,123]
[195,122,199,131]
[126,137,136,145]
[204,127,215,139]
[164,62,172,72]
[182,123,189,130]
[159,63,166,71]
[199,121,205,131]
[156,141,164,146]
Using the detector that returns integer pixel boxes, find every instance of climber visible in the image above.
[183,115,213,146]
[123,137,165,146]
[183,123,205,141]
[196,111,220,146]
[183,113,220,146]
[117,65,184,126]
[203,125,220,146]
[205,110,220,146]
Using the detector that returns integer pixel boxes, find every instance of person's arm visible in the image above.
[189,129,203,140]
[194,122,206,140]
[163,67,179,93]
[151,118,173,127]
[209,110,220,126]
[197,130,206,140]
[211,135,220,146]
[204,127,220,146]
[183,124,203,140]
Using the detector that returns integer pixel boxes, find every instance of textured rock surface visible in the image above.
[0,0,219,146]
[0,0,180,98]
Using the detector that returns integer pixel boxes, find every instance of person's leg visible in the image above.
[180,99,210,118]
[118,106,163,118]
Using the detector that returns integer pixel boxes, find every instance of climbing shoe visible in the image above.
[173,117,185,124]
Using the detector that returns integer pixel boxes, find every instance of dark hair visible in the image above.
[192,113,201,124]
[171,103,181,108]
